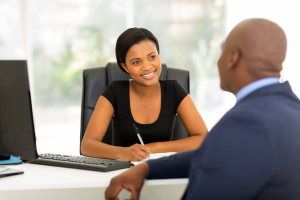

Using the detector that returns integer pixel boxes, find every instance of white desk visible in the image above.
[0,153,188,200]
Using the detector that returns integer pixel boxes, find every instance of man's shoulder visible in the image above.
[240,81,299,105]
[212,84,300,140]
[232,82,300,115]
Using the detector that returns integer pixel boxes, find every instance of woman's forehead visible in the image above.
[126,40,157,59]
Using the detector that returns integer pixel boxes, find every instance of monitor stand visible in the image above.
[0,154,22,165]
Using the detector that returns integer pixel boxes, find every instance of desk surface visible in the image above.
[0,153,188,200]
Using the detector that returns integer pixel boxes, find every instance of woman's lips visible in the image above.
[141,70,156,80]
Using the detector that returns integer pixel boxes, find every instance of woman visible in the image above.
[81,28,208,161]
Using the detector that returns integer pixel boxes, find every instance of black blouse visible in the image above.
[101,80,188,147]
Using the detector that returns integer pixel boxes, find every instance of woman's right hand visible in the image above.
[121,144,150,161]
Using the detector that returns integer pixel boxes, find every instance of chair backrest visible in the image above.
[80,62,190,152]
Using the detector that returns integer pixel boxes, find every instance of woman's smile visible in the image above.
[141,70,156,80]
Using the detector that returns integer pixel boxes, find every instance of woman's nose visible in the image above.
[142,62,152,70]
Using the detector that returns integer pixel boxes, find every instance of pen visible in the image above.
[133,123,144,145]
[133,123,149,159]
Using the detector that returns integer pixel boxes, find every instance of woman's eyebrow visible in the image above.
[147,52,155,56]
[130,57,139,62]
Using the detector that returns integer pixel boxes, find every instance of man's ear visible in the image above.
[227,47,240,69]
[121,63,129,73]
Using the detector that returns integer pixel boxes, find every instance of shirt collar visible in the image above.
[236,77,280,103]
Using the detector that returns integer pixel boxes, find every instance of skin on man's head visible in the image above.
[217,18,287,94]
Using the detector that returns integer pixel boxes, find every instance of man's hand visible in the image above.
[105,163,150,200]
[121,144,150,161]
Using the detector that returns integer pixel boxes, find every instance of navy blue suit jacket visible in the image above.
[147,82,300,200]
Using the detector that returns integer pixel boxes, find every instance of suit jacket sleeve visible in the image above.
[147,150,194,179]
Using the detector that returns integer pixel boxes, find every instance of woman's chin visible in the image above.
[138,77,160,87]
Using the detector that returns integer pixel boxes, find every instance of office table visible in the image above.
[0,153,188,200]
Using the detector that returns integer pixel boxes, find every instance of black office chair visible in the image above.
[80,62,190,152]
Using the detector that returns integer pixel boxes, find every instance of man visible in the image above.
[105,18,300,200]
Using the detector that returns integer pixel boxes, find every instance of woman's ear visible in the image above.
[121,63,129,73]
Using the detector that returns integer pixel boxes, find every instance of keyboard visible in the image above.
[29,153,134,172]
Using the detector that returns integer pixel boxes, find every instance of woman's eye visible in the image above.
[149,55,156,60]
[132,61,140,65]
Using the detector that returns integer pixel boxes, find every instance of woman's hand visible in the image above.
[144,143,157,154]
[121,144,150,161]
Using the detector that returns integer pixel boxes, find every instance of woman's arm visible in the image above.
[145,95,208,153]
[81,96,149,161]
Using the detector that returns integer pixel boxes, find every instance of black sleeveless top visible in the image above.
[101,80,188,147]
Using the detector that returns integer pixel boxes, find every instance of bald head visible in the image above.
[227,18,287,78]
[217,18,287,94]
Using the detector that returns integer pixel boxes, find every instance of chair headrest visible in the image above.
[106,62,167,84]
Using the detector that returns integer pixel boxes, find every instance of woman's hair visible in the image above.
[115,28,160,74]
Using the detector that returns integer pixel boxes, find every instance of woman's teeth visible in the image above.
[142,71,154,77]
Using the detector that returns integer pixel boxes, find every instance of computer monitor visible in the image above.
[0,60,38,163]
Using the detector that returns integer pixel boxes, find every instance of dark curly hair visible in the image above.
[115,28,160,74]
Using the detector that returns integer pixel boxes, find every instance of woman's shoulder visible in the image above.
[107,80,129,89]
[160,79,188,99]
[160,79,181,91]
[103,80,129,106]
[160,79,178,87]
[104,80,129,98]
[159,80,178,100]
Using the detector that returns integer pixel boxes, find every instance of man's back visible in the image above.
[185,82,300,199]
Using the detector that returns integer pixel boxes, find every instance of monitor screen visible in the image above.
[0,60,38,161]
